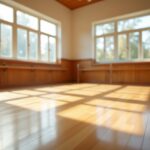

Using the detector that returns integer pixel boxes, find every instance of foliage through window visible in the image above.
[94,11,150,63]
[0,24,12,57]
[17,11,38,30]
[0,1,60,64]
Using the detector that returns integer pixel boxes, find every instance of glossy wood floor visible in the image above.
[0,84,150,150]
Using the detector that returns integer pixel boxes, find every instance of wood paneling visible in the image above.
[34,70,52,84]
[0,58,73,89]
[0,58,150,88]
[73,59,150,85]
[56,0,103,10]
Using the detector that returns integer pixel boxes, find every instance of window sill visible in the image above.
[0,57,61,66]
[92,59,150,66]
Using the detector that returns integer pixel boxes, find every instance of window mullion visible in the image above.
[114,21,118,60]
[104,37,106,60]
[0,23,1,56]
[139,30,143,59]
[94,36,97,62]
[56,26,58,63]
[55,36,58,63]
[13,7,17,59]
[38,19,41,62]
[48,36,50,62]
[27,31,30,60]
[126,32,129,60]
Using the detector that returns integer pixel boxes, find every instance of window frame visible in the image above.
[92,9,150,64]
[0,2,14,58]
[0,0,61,64]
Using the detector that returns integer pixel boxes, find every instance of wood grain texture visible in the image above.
[56,0,103,10]
[0,83,150,150]
[73,59,150,85]
[0,58,150,89]
[0,59,72,89]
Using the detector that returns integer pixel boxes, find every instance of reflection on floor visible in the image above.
[0,83,150,150]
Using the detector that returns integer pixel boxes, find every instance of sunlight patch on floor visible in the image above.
[105,92,149,102]
[11,89,46,96]
[58,104,97,120]
[84,85,122,92]
[58,103,146,136]
[65,90,102,96]
[6,97,68,111]
[0,92,26,101]
[34,84,98,93]
[41,93,83,102]
[85,99,147,112]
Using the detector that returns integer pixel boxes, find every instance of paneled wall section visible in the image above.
[0,58,150,89]
[0,59,73,88]
[73,59,150,85]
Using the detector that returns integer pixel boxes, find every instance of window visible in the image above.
[0,3,13,23]
[17,28,27,59]
[17,11,38,30]
[40,19,57,62]
[40,34,48,61]
[0,3,13,58]
[49,37,57,63]
[95,22,114,36]
[105,36,114,60]
[118,34,127,60]
[142,30,150,59]
[0,23,13,58]
[129,32,139,59]
[40,35,57,63]
[95,22,115,63]
[0,1,60,64]
[96,37,104,62]
[40,20,56,36]
[118,15,150,32]
[96,36,114,62]
[29,32,38,60]
[17,29,38,60]
[94,11,150,63]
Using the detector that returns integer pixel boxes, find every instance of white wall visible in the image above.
[72,0,150,59]
[14,0,72,59]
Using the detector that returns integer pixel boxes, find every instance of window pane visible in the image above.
[96,22,114,36]
[0,24,12,57]
[29,32,38,60]
[49,37,56,63]
[142,30,150,59]
[17,11,38,30]
[17,28,27,59]
[105,36,114,60]
[96,37,104,62]
[40,20,56,36]
[0,3,13,22]
[129,32,139,59]
[118,15,150,32]
[40,34,48,61]
[118,34,127,60]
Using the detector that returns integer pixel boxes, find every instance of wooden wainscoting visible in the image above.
[0,58,150,88]
[73,59,150,85]
[0,58,73,88]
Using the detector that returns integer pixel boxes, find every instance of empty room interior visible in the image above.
[0,0,150,150]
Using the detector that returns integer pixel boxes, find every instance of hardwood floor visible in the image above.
[0,84,150,150]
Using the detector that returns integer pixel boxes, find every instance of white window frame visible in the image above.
[0,0,61,64]
[0,3,14,58]
[92,9,150,64]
